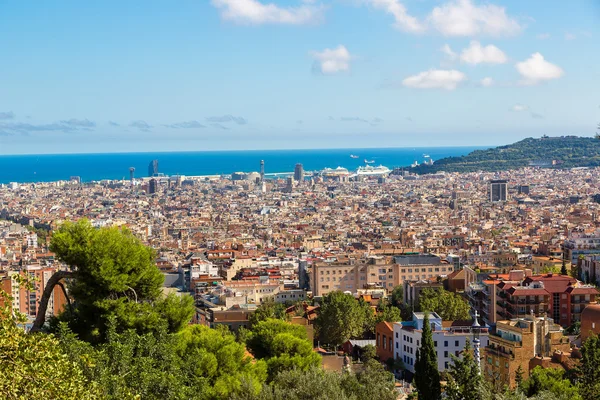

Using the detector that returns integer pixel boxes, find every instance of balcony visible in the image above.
[485,344,515,359]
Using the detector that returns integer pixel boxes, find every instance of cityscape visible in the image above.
[3,154,600,398]
[1,0,599,399]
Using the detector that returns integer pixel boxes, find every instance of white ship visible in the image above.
[321,166,350,177]
[364,159,374,164]
[355,165,391,176]
[350,154,359,159]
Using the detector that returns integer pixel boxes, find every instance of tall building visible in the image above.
[294,163,304,182]
[260,160,265,183]
[149,178,158,194]
[148,159,159,177]
[489,180,508,202]
[129,167,135,186]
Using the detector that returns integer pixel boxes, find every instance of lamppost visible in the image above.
[472,310,481,375]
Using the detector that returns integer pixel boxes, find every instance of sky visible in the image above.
[0,0,599,154]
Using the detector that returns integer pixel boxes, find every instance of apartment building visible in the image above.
[392,312,489,374]
[484,314,570,389]
[0,266,67,320]
[311,254,454,297]
[563,231,600,264]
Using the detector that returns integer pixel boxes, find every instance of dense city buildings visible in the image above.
[2,163,600,390]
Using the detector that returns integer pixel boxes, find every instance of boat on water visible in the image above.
[355,165,391,176]
[364,159,374,164]
[350,154,359,159]
[321,166,350,177]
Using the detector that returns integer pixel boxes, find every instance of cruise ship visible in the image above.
[321,166,350,178]
[355,165,391,176]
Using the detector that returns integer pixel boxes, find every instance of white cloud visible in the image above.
[367,0,425,33]
[460,40,507,64]
[536,33,550,40]
[480,77,494,87]
[402,69,467,90]
[428,0,522,37]
[440,44,458,60]
[310,45,352,75]
[511,104,528,112]
[515,52,564,85]
[211,0,323,25]
[565,32,576,40]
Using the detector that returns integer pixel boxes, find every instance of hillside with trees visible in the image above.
[412,136,600,174]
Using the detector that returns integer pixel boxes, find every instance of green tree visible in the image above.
[375,298,403,326]
[59,320,191,400]
[236,363,397,400]
[444,340,484,400]
[359,344,377,363]
[249,297,289,327]
[391,285,404,308]
[38,219,194,342]
[521,366,581,400]
[578,333,600,400]
[176,324,267,399]
[0,281,99,400]
[315,291,366,347]
[515,365,524,389]
[418,288,470,321]
[413,312,441,400]
[347,359,397,400]
[246,318,320,379]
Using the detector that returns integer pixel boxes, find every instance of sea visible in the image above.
[0,146,487,184]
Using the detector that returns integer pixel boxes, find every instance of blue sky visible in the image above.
[0,0,599,154]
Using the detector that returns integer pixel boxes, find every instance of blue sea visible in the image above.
[0,147,487,184]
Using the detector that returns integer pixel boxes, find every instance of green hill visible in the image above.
[412,136,600,174]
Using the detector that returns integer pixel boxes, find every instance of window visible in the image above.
[445,361,449,369]
[434,341,438,347]
[377,333,380,346]
[396,342,398,349]
[455,340,459,347]
[444,341,448,347]
[444,351,448,357]
[383,336,387,349]
[417,340,420,346]
[455,351,459,356]
[396,332,398,338]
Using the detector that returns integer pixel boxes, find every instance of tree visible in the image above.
[347,359,397,400]
[578,333,600,400]
[249,297,289,327]
[176,324,268,399]
[444,340,484,400]
[315,291,366,347]
[0,282,99,400]
[0,320,100,400]
[413,312,441,400]
[561,257,568,276]
[38,219,194,342]
[515,365,524,389]
[375,299,402,325]
[418,288,471,321]
[359,344,377,363]
[391,285,404,308]
[59,321,190,400]
[246,318,320,379]
[521,366,581,400]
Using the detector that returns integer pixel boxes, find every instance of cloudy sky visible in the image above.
[0,0,599,154]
